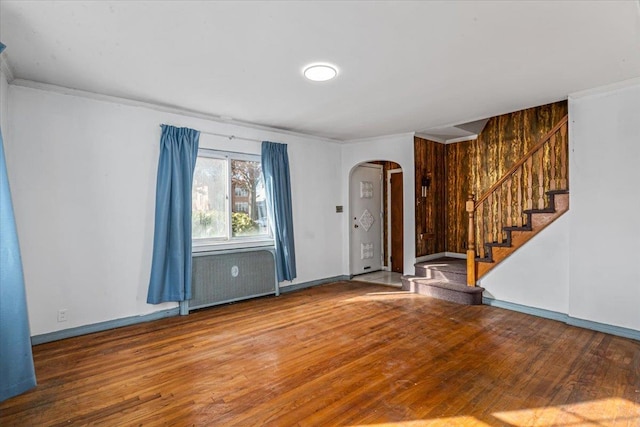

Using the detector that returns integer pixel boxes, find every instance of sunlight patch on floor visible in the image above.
[353,271,403,287]
[492,397,640,426]
[349,398,639,427]
[350,416,491,426]
[343,291,416,302]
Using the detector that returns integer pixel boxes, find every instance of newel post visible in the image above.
[466,194,476,287]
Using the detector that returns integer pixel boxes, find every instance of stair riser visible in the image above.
[401,277,412,292]
[480,194,569,262]
[402,278,483,305]
[414,266,467,284]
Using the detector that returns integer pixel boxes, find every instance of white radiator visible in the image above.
[188,248,279,312]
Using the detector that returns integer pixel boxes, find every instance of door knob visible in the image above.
[354,224,359,228]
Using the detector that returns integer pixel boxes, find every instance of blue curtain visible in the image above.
[0,41,37,402]
[147,125,200,304]
[261,141,297,282]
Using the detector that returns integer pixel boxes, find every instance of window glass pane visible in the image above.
[231,159,268,237]
[192,157,227,239]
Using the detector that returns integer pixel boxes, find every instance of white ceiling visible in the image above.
[1,1,639,141]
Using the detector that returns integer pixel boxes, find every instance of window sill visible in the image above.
[192,239,275,253]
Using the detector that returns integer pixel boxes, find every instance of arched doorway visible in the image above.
[349,161,403,276]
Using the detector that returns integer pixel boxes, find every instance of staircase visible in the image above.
[402,258,484,305]
[474,189,569,279]
[403,115,570,305]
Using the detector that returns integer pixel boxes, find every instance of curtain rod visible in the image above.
[159,125,262,143]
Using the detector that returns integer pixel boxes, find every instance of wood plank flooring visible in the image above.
[1,281,638,426]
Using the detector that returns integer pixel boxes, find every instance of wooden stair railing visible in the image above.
[466,115,569,286]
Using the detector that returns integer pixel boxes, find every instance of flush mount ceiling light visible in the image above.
[303,64,338,82]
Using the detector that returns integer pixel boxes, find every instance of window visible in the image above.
[234,202,249,213]
[234,187,249,197]
[192,150,269,244]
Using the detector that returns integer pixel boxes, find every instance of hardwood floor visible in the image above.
[1,281,638,426]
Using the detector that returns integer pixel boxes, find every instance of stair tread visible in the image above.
[486,242,511,247]
[415,256,464,265]
[475,189,570,279]
[524,208,555,214]
[414,257,466,274]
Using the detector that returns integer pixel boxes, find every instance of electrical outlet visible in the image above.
[57,309,68,322]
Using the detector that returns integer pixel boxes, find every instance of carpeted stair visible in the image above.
[402,257,483,305]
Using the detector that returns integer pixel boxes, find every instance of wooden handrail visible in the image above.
[475,115,568,208]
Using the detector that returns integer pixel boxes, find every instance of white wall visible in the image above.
[568,81,640,331]
[341,134,416,276]
[5,83,344,336]
[479,214,571,314]
[480,80,640,332]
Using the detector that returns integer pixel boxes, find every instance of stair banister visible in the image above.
[474,116,568,208]
[466,114,569,285]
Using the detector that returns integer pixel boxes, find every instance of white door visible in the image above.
[350,164,383,275]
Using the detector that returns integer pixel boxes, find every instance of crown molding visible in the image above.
[445,134,478,144]
[9,78,344,145]
[342,131,415,145]
[569,76,640,100]
[414,133,445,143]
[414,132,478,144]
[0,52,15,82]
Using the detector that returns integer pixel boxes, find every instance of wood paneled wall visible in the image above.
[414,137,446,257]
[445,101,568,253]
[445,142,471,255]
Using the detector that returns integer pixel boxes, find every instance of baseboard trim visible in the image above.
[415,252,447,263]
[31,308,180,345]
[566,317,640,341]
[483,297,639,341]
[445,252,467,259]
[483,297,568,322]
[280,275,351,293]
[30,275,352,345]
[40,280,637,345]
